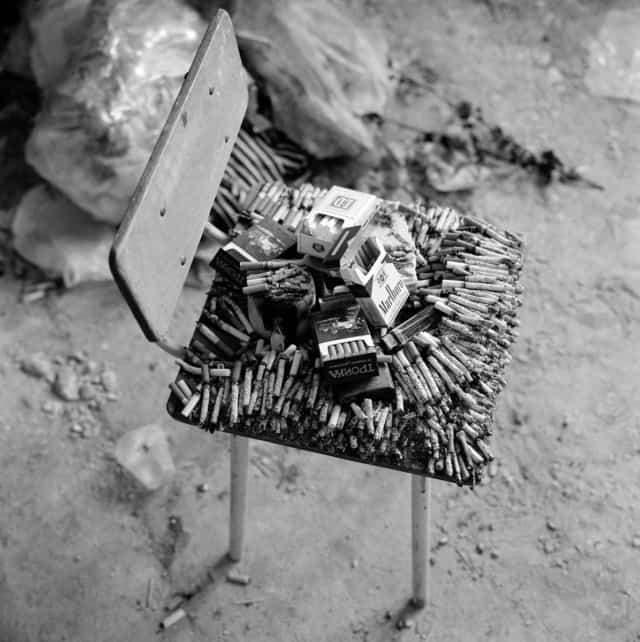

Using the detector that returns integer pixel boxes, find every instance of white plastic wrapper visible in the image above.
[27,0,92,89]
[235,0,391,159]
[12,184,114,287]
[25,0,205,224]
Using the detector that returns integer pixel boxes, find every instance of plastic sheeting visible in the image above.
[25,0,205,224]
[235,0,391,159]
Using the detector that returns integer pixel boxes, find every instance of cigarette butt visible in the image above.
[242,283,269,295]
[199,385,210,425]
[169,382,189,405]
[364,398,374,434]
[197,324,234,357]
[175,359,201,376]
[161,608,186,629]
[350,403,366,421]
[230,384,240,424]
[375,407,389,440]
[210,368,231,377]
[242,369,253,408]
[290,350,302,376]
[328,404,341,430]
[211,386,223,425]
[176,379,192,399]
[274,358,286,397]
[207,313,251,343]
[226,570,251,586]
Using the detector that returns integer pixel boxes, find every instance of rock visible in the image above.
[546,520,558,532]
[21,352,56,382]
[475,543,485,555]
[351,559,359,569]
[114,424,175,491]
[78,382,95,401]
[196,483,209,493]
[53,365,80,400]
[489,549,500,560]
[42,399,64,416]
[100,369,118,393]
[631,536,640,549]
[532,49,552,67]
[547,67,564,85]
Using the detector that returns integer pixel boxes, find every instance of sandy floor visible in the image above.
[1,1,639,640]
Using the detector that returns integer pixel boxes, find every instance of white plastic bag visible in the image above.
[12,184,114,286]
[25,0,205,224]
[235,0,391,159]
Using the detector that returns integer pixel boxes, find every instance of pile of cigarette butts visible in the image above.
[168,182,524,485]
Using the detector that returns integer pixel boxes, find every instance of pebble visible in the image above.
[396,617,414,631]
[631,536,640,549]
[546,520,558,532]
[21,352,56,382]
[79,383,95,401]
[532,49,552,67]
[547,67,563,85]
[53,366,80,401]
[101,369,119,393]
[475,543,485,555]
[196,483,209,493]
[351,559,359,569]
[42,400,64,416]
[489,549,500,560]
[543,539,557,555]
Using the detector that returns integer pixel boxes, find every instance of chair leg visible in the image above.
[411,475,431,608]
[229,435,249,562]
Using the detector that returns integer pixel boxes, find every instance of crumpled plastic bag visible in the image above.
[235,0,391,159]
[12,184,114,286]
[26,0,92,89]
[25,0,205,224]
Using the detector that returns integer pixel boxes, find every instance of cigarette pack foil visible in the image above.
[342,237,409,327]
[212,216,297,287]
[312,303,378,383]
[297,186,377,261]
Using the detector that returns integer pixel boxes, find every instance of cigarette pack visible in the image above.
[212,216,297,287]
[312,302,378,384]
[335,363,395,403]
[297,186,378,261]
[341,236,409,327]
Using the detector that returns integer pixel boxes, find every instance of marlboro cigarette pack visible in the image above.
[341,236,409,327]
[212,216,297,287]
[297,186,378,261]
[311,302,378,384]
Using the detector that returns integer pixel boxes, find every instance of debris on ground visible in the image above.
[160,607,187,630]
[53,365,80,401]
[11,184,114,287]
[20,352,56,383]
[226,570,251,586]
[114,424,176,491]
[235,0,391,158]
[584,7,640,104]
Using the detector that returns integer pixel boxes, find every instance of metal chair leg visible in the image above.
[229,435,249,562]
[411,475,431,608]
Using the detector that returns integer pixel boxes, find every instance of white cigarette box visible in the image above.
[297,186,378,261]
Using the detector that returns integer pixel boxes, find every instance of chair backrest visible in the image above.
[109,10,247,349]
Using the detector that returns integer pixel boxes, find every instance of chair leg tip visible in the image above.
[410,597,426,610]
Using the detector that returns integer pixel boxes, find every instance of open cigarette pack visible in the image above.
[297,186,378,261]
[168,183,526,485]
[340,236,409,327]
[312,298,378,384]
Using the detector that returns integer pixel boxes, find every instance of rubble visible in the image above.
[21,352,56,383]
[114,424,176,491]
[53,365,80,401]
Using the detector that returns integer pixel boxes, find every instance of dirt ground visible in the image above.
[1,0,640,640]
